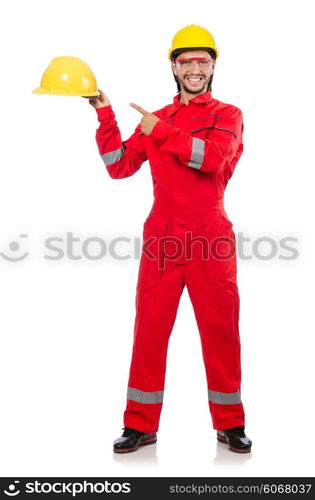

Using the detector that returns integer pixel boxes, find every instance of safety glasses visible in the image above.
[175,57,214,71]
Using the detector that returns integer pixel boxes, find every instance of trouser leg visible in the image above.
[185,258,245,431]
[124,257,185,434]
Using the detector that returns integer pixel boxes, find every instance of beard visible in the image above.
[177,75,210,95]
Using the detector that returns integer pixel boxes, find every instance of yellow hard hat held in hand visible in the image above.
[32,56,99,97]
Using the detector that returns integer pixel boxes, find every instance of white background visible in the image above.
[0,0,314,478]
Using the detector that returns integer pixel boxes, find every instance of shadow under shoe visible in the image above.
[217,425,252,453]
[113,427,157,454]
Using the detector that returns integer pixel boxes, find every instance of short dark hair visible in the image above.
[171,47,217,93]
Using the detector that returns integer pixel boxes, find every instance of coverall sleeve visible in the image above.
[95,105,147,179]
[149,107,244,175]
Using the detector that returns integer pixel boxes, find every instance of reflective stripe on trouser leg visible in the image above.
[184,259,245,431]
[124,253,185,434]
[208,389,241,405]
[127,387,164,404]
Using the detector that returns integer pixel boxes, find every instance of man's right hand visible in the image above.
[89,89,111,109]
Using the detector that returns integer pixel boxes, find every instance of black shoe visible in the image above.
[113,427,157,454]
[217,425,252,453]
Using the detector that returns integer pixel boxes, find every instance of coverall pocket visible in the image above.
[143,210,154,230]
[219,212,233,231]
[142,211,165,240]
[202,212,237,282]
[141,211,170,274]
[189,114,216,139]
[202,211,233,236]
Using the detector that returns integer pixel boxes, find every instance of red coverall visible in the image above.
[95,90,245,433]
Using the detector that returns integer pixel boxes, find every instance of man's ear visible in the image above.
[171,60,177,77]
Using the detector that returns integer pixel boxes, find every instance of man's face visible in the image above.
[171,50,215,95]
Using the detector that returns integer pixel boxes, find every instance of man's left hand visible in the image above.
[130,103,160,135]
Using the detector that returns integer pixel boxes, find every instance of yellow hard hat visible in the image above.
[32,56,99,97]
[168,24,219,60]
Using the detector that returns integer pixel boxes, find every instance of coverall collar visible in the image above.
[168,90,214,116]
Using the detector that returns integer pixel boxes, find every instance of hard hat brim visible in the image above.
[32,87,100,97]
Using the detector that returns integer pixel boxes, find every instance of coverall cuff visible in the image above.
[96,105,115,123]
[149,119,173,141]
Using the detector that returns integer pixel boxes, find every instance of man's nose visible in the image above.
[190,61,202,72]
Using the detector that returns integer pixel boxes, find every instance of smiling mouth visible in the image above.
[185,77,204,84]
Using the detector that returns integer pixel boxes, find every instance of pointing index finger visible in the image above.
[129,103,148,115]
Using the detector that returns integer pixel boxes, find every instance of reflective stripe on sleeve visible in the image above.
[127,387,164,404]
[208,389,241,405]
[101,146,124,166]
[188,137,205,169]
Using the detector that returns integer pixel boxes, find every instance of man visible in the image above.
[89,24,252,454]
